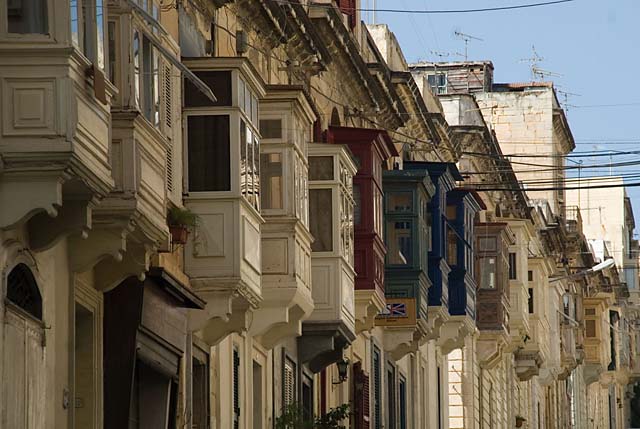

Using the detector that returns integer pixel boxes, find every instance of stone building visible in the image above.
[0,1,636,428]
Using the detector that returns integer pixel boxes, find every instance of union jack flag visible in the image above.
[381,302,407,317]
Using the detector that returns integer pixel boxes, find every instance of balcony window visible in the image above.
[187,115,231,192]
[309,156,334,181]
[9,0,48,34]
[427,73,447,95]
[479,257,497,289]
[388,192,413,212]
[260,152,283,210]
[240,120,260,210]
[447,227,458,266]
[295,158,309,227]
[132,30,161,127]
[508,252,517,280]
[70,0,105,67]
[387,220,413,265]
[528,288,534,314]
[310,189,333,252]
[353,184,362,225]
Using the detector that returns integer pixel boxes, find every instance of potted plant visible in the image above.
[167,206,198,245]
[515,415,526,428]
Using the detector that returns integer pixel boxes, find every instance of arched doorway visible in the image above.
[3,263,45,428]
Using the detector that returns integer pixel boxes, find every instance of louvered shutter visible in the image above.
[233,348,240,429]
[353,362,370,429]
[162,59,182,204]
[372,347,381,429]
[283,358,296,406]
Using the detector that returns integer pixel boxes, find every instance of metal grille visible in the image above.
[7,263,42,320]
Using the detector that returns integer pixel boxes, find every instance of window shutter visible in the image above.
[233,348,240,429]
[283,358,296,406]
[372,347,381,429]
[162,61,174,195]
[353,362,370,429]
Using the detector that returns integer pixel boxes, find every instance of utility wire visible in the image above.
[272,0,576,14]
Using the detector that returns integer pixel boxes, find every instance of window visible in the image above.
[585,319,596,338]
[8,0,48,34]
[302,374,313,423]
[233,347,240,429]
[479,257,497,289]
[386,363,396,429]
[192,355,209,429]
[70,0,104,67]
[447,227,457,266]
[283,357,296,407]
[309,189,333,252]
[252,361,263,429]
[353,184,362,225]
[309,156,334,180]
[240,120,260,210]
[373,187,383,235]
[107,21,117,84]
[508,252,517,280]
[187,115,231,192]
[260,153,283,210]
[528,288,534,314]
[259,119,282,139]
[7,263,42,320]
[387,220,412,265]
[427,73,447,94]
[372,345,382,429]
[528,270,533,282]
[142,35,160,127]
[388,192,412,212]
[399,376,407,429]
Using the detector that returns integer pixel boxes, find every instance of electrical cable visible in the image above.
[271,0,576,14]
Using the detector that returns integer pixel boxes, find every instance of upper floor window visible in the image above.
[71,0,105,68]
[508,252,517,280]
[8,0,48,34]
[187,115,230,192]
[427,73,447,95]
[7,263,42,320]
[133,29,160,127]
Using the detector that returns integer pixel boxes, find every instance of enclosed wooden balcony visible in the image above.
[439,188,484,354]
[249,85,317,349]
[298,143,357,372]
[475,222,514,368]
[0,4,115,239]
[182,58,266,344]
[583,296,613,384]
[327,126,398,332]
[379,168,435,357]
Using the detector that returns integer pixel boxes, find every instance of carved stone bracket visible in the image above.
[437,316,476,355]
[198,300,253,346]
[29,198,96,252]
[514,349,543,381]
[354,289,386,334]
[298,321,355,373]
[93,242,153,292]
[0,173,64,230]
[384,327,419,361]
[424,306,449,341]
[477,331,509,369]
[68,227,129,273]
[584,363,604,385]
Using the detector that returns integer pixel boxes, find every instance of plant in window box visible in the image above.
[167,207,198,245]
[515,415,526,427]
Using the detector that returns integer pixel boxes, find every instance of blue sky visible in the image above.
[366,0,640,225]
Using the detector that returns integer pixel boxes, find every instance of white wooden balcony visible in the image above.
[182,58,266,344]
[248,85,316,349]
[298,143,357,372]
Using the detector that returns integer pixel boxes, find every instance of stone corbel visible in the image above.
[298,322,354,373]
[68,227,129,273]
[424,306,449,341]
[93,242,153,292]
[477,334,508,369]
[583,364,604,385]
[537,367,558,386]
[189,291,254,346]
[437,317,476,355]
[28,198,95,252]
[383,327,419,361]
[250,305,307,349]
[514,350,543,381]
[354,290,386,334]
[0,174,63,230]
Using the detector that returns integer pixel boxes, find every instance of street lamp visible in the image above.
[333,358,350,384]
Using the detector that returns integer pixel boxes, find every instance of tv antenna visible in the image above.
[430,50,464,60]
[453,30,483,61]
[556,88,581,112]
[519,45,562,81]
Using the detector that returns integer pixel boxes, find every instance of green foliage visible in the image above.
[275,403,350,429]
[167,206,199,229]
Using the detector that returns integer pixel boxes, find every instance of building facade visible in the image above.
[0,1,637,428]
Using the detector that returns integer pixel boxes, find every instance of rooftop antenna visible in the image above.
[556,88,581,112]
[519,45,544,80]
[453,30,483,61]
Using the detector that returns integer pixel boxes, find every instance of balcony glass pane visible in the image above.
[387,220,412,265]
[310,189,333,252]
[388,192,413,212]
[259,119,282,139]
[187,115,230,191]
[260,153,283,209]
[353,184,361,225]
[8,0,48,34]
[479,257,497,289]
[309,156,334,181]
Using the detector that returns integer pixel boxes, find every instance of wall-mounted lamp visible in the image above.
[333,358,350,384]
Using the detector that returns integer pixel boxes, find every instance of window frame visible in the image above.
[70,0,106,68]
[4,0,51,38]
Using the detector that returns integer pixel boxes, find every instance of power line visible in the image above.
[272,0,576,14]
